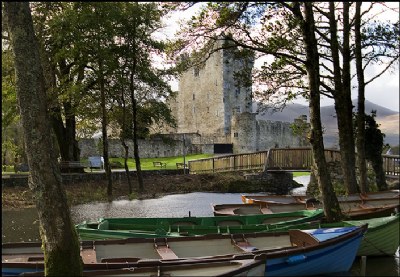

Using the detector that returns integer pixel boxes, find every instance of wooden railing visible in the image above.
[381,154,400,176]
[188,147,399,176]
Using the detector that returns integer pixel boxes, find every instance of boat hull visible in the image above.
[2,259,266,277]
[264,228,363,276]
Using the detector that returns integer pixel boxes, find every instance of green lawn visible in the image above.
[109,154,214,171]
[293,172,311,177]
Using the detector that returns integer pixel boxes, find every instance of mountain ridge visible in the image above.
[254,99,399,147]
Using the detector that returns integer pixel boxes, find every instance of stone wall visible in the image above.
[257,120,301,150]
[2,170,182,188]
[78,137,201,159]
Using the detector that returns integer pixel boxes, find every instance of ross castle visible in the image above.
[157,39,304,154]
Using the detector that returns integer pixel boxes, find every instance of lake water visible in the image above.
[2,176,399,276]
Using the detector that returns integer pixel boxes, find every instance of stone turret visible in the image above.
[175,38,255,143]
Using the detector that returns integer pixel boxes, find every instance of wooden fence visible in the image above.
[188,147,400,176]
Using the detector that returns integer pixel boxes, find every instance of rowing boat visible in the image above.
[2,225,367,276]
[241,190,399,206]
[241,190,399,220]
[75,209,324,240]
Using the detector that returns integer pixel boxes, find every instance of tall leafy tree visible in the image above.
[355,2,368,193]
[4,2,82,275]
[353,2,399,192]
[290,2,342,221]
[115,2,175,192]
[30,2,94,165]
[323,2,358,194]
[53,2,123,199]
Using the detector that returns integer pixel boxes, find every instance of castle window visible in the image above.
[207,107,210,113]
[235,87,240,97]
[234,132,239,138]
[232,106,241,114]
[193,94,195,100]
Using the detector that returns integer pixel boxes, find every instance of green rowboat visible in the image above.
[325,213,399,256]
[76,209,324,240]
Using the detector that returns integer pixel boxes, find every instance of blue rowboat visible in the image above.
[262,226,365,276]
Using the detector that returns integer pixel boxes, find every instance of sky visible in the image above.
[158,2,399,112]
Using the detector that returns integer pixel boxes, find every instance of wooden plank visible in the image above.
[81,248,97,264]
[231,234,258,252]
[154,238,179,260]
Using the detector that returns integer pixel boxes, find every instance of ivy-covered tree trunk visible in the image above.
[4,2,83,276]
[354,2,368,193]
[328,2,359,194]
[365,113,388,191]
[294,2,342,222]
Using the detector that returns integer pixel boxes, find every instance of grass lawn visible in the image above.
[293,172,311,177]
[109,154,214,171]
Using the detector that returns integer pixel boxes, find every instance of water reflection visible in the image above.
[2,208,40,243]
[71,192,249,223]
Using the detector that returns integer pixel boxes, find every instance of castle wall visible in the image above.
[78,137,201,159]
[257,120,300,150]
[231,112,258,153]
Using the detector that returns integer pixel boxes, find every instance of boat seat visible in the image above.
[154,238,179,260]
[27,256,44,262]
[100,257,141,263]
[231,234,258,252]
[81,245,97,264]
[288,229,319,247]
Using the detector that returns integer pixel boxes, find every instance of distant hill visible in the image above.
[254,99,399,147]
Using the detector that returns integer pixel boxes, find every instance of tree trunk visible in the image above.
[130,72,144,192]
[355,2,368,193]
[295,2,342,222]
[99,60,113,200]
[328,2,359,194]
[4,2,83,275]
[121,139,133,194]
[120,86,133,194]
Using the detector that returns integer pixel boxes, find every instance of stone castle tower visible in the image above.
[166,39,255,146]
[157,39,303,154]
